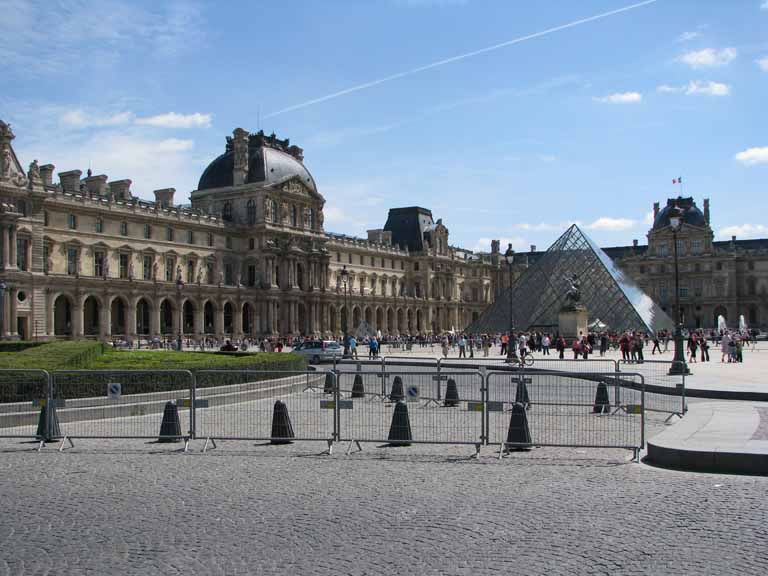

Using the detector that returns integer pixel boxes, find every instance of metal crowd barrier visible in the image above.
[617,359,685,420]
[0,367,646,458]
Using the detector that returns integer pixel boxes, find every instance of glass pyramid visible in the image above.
[469,224,674,334]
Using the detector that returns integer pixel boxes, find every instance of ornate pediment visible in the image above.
[281,178,309,196]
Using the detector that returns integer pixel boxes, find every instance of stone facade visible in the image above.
[0,122,496,341]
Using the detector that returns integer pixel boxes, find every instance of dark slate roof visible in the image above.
[198,140,316,193]
[383,207,434,252]
[713,238,768,252]
[653,196,707,230]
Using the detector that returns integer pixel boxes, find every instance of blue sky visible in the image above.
[2,0,767,252]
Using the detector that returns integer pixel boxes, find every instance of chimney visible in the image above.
[530,245,536,253]
[633,239,638,247]
[59,169,82,193]
[84,174,108,197]
[109,179,132,201]
[653,202,660,221]
[703,198,710,224]
[232,128,249,186]
[154,188,175,209]
[39,164,54,186]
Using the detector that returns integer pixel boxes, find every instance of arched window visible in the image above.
[271,199,278,223]
[222,201,233,222]
[291,205,297,227]
[247,199,256,225]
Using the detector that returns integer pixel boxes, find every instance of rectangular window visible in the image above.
[207,232,214,247]
[659,284,668,299]
[143,255,152,280]
[248,264,256,286]
[94,251,105,277]
[43,245,49,274]
[248,238,255,250]
[207,263,215,284]
[226,236,233,249]
[691,239,702,254]
[336,252,341,262]
[679,286,689,298]
[400,261,404,270]
[44,211,49,226]
[676,239,685,255]
[119,253,129,279]
[67,248,78,275]
[657,243,668,257]
[15,238,28,271]
[225,263,233,285]
[95,218,103,233]
[68,214,77,230]
[120,221,128,236]
[187,230,195,245]
[166,227,174,242]
[716,262,723,271]
[187,259,195,284]
[348,253,352,264]
[144,224,152,239]
[165,257,175,282]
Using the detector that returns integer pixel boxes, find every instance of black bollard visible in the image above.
[351,374,365,398]
[158,401,182,443]
[514,378,530,409]
[270,400,295,444]
[35,401,61,442]
[389,376,404,403]
[505,403,532,451]
[444,378,460,407]
[323,372,335,395]
[387,401,412,447]
[593,381,611,414]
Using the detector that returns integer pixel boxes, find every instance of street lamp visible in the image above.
[176,274,184,352]
[340,265,350,358]
[668,205,690,375]
[504,244,518,363]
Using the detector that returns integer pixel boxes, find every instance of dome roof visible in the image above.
[197,133,317,194]
[653,197,707,230]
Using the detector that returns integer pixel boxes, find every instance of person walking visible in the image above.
[651,334,661,355]
[700,338,709,362]
[556,335,565,359]
[441,336,449,358]
[350,335,358,359]
[458,335,467,358]
[720,331,731,362]
[542,334,551,355]
[687,333,698,363]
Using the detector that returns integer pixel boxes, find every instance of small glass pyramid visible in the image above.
[469,224,674,334]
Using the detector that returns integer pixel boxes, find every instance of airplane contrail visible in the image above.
[264,0,659,119]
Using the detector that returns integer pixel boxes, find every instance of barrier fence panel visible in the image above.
[0,369,51,440]
[194,370,334,444]
[337,370,484,449]
[617,360,684,418]
[486,370,644,455]
[51,370,194,442]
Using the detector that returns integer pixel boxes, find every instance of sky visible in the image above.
[1,0,767,253]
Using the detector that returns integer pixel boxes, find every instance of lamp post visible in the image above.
[668,206,690,375]
[176,275,184,352]
[0,280,6,341]
[341,266,350,358]
[504,245,518,363]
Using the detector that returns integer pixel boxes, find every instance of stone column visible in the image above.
[72,299,84,338]
[100,297,111,340]
[215,300,224,338]
[1,226,8,270]
[234,300,243,339]
[47,293,55,336]
[127,297,137,341]
[150,299,161,338]
[7,288,17,337]
[7,227,17,270]
[0,289,9,337]
[194,302,204,339]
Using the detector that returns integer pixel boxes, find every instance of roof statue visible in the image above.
[468,224,675,335]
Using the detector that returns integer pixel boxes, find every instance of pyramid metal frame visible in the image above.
[469,225,674,334]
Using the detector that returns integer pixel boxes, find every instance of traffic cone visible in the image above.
[505,403,532,451]
[323,372,335,394]
[270,400,295,444]
[387,401,412,447]
[444,378,459,407]
[389,376,404,403]
[158,401,181,443]
[351,374,365,398]
[35,401,61,442]
[593,382,610,414]
[514,378,530,409]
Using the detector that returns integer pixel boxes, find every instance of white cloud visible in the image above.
[685,80,730,96]
[585,217,636,232]
[762,1,768,10]
[643,210,655,225]
[677,31,702,43]
[757,57,768,71]
[718,224,768,239]
[135,112,212,129]
[678,47,737,69]
[60,110,134,128]
[513,222,572,232]
[657,81,730,96]
[593,92,642,104]
[735,146,768,166]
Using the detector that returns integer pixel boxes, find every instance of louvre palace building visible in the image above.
[0,119,766,342]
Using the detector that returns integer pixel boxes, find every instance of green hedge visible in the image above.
[0,341,44,353]
[0,341,105,371]
[87,350,307,372]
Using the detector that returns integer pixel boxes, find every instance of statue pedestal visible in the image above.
[558,307,588,342]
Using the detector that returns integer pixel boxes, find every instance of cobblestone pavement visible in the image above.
[1,439,767,576]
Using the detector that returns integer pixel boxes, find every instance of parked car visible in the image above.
[290,340,343,364]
